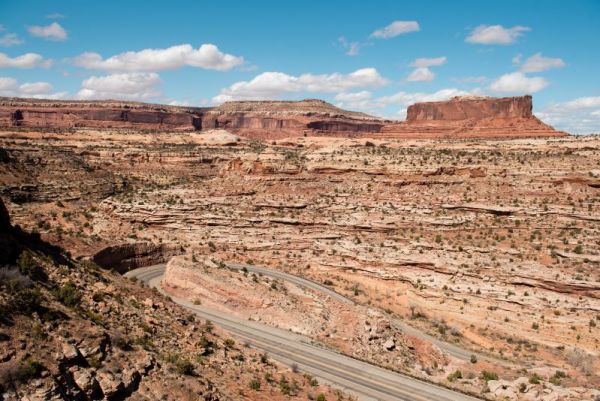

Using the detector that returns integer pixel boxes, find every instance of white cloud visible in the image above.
[0,52,52,68]
[76,72,161,100]
[27,22,67,41]
[0,77,17,91]
[18,81,53,95]
[512,54,522,65]
[0,76,66,98]
[72,44,244,72]
[466,24,530,45]
[411,57,447,68]
[0,33,24,47]
[406,67,435,82]
[489,72,548,93]
[371,21,420,39]
[333,90,385,113]
[212,68,389,103]
[520,53,565,72]
[537,96,600,134]
[561,96,600,110]
[379,88,470,106]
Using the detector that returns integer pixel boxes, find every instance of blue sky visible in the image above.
[1,0,599,132]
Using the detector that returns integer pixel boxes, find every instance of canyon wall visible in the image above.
[407,95,533,121]
[0,95,566,138]
[92,242,184,273]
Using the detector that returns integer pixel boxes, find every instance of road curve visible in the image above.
[226,263,501,364]
[126,264,482,401]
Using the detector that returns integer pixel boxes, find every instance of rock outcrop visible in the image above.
[92,242,184,273]
[382,95,566,138]
[406,95,533,121]
[0,95,567,139]
[0,97,385,138]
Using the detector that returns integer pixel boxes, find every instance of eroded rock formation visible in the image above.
[0,95,566,139]
[382,96,565,138]
[92,242,184,273]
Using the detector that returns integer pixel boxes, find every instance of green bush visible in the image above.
[174,359,194,376]
[447,370,462,382]
[316,394,327,401]
[16,251,46,281]
[52,282,81,308]
[481,370,498,381]
[248,378,261,390]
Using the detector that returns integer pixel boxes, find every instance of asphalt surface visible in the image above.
[125,264,483,401]
[226,262,500,363]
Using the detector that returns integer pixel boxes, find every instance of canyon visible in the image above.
[0,95,565,140]
[0,96,598,401]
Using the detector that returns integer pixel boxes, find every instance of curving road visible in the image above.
[126,264,482,401]
[226,262,502,364]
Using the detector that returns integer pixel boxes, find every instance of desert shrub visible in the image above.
[481,370,498,381]
[316,394,327,401]
[16,251,46,282]
[52,282,81,308]
[470,354,478,364]
[566,348,594,374]
[279,375,291,395]
[529,373,542,384]
[0,358,43,390]
[167,354,194,375]
[248,378,261,390]
[175,359,194,375]
[0,267,33,291]
[447,370,462,382]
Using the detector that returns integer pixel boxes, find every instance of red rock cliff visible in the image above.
[407,95,533,121]
[381,95,566,139]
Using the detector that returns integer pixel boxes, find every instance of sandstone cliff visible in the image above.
[0,95,566,139]
[382,95,565,138]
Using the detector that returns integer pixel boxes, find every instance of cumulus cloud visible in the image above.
[371,21,420,39]
[489,72,548,93]
[466,24,530,45]
[27,22,67,41]
[405,57,446,83]
[406,67,435,82]
[519,53,565,72]
[0,33,24,47]
[379,88,470,107]
[411,57,447,68]
[0,52,52,68]
[334,88,471,118]
[212,68,389,103]
[76,72,161,100]
[333,91,386,113]
[0,76,66,98]
[536,96,600,134]
[72,44,244,72]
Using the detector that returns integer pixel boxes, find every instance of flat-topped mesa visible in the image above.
[0,95,566,139]
[381,95,567,139]
[407,95,533,121]
[0,97,385,138]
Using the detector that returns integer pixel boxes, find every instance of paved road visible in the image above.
[227,263,500,364]
[126,265,482,401]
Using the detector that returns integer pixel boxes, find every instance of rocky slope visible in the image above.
[0,96,565,139]
[1,129,598,401]
[0,196,345,401]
